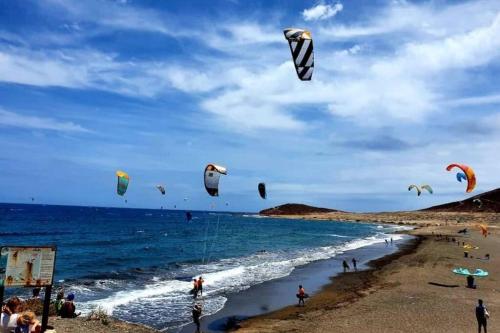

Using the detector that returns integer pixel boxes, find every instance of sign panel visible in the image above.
[0,246,56,287]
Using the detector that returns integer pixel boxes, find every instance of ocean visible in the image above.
[0,203,406,331]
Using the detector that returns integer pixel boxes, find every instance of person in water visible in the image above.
[297,285,306,306]
[342,260,350,272]
[197,277,204,297]
[192,303,202,333]
[192,279,198,298]
[476,299,488,333]
[60,293,81,318]
[352,258,357,271]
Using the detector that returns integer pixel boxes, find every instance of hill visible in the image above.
[259,203,340,216]
[422,188,500,213]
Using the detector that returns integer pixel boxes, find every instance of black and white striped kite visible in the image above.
[283,28,314,81]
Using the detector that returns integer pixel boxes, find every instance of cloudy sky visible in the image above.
[0,0,499,212]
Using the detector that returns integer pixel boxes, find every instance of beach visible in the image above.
[237,215,499,333]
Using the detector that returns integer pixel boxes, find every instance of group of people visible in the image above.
[342,258,357,272]
[1,290,80,333]
[1,297,40,333]
[192,276,204,298]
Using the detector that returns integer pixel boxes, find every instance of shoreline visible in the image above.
[177,229,415,333]
[237,222,499,332]
[260,211,500,227]
[234,234,422,332]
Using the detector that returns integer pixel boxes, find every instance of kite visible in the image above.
[421,185,434,194]
[204,164,227,196]
[283,28,314,81]
[116,170,129,196]
[456,172,467,183]
[258,183,266,199]
[446,164,476,192]
[478,223,488,237]
[156,185,166,195]
[473,198,483,208]
[408,185,421,196]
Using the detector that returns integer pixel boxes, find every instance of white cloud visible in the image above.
[0,109,90,132]
[303,2,343,21]
[445,94,500,107]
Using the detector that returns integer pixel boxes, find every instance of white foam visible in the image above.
[78,230,408,330]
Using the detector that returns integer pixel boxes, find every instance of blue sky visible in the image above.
[1,0,499,212]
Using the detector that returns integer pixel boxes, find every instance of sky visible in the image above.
[0,0,499,212]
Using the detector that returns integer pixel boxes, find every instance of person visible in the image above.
[476,299,488,333]
[15,312,40,333]
[390,237,393,244]
[385,239,389,246]
[59,293,81,318]
[297,285,305,306]
[342,260,350,272]
[192,303,202,333]
[1,297,21,333]
[467,275,476,289]
[31,288,40,300]
[192,279,198,298]
[352,258,357,271]
[197,277,204,297]
[54,290,65,316]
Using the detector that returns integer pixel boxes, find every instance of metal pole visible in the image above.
[0,284,4,307]
[41,285,52,333]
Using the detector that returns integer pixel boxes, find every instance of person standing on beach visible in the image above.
[192,304,202,333]
[390,237,393,245]
[342,260,350,272]
[385,239,389,246]
[297,285,306,306]
[352,258,357,271]
[476,299,488,333]
[197,277,204,297]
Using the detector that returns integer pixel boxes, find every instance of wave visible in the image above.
[76,232,405,330]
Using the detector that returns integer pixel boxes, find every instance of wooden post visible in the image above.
[41,285,52,333]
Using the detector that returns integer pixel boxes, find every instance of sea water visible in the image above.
[0,204,405,330]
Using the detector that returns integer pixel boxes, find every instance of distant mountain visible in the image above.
[259,203,340,215]
[422,188,500,213]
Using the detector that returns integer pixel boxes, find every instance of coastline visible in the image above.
[178,229,416,333]
[260,211,500,227]
[237,221,499,332]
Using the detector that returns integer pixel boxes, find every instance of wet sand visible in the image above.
[238,217,499,333]
[178,234,412,333]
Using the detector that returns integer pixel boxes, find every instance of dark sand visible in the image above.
[178,235,412,333]
[238,222,499,333]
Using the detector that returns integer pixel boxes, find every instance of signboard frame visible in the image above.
[0,245,57,333]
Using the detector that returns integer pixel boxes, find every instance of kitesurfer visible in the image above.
[476,299,489,333]
[192,279,198,298]
[342,260,350,272]
[467,275,476,289]
[297,285,306,306]
[197,277,204,297]
[192,304,202,333]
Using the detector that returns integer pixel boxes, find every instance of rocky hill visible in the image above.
[259,203,340,216]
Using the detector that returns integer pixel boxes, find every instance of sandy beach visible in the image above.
[237,214,499,333]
